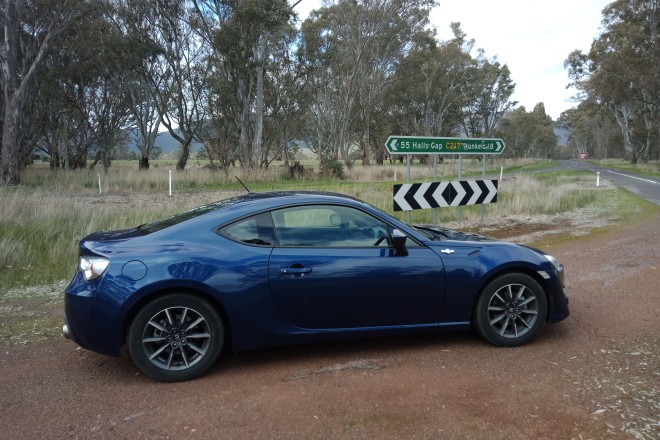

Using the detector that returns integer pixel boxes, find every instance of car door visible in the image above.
[268,204,445,329]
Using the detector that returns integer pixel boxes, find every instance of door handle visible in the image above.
[281,267,313,275]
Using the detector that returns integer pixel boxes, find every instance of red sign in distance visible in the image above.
[578,152,588,160]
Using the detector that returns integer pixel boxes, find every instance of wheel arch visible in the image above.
[121,285,233,350]
[470,265,552,323]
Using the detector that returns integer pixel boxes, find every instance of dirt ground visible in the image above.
[0,209,658,440]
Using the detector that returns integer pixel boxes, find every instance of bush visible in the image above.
[288,161,306,179]
[319,159,345,179]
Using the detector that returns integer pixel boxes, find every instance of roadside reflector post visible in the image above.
[98,174,101,194]
[500,166,504,181]
[169,170,172,197]
[597,172,600,187]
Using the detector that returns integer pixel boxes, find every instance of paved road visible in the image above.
[539,160,660,206]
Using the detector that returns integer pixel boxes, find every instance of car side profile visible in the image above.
[63,191,569,381]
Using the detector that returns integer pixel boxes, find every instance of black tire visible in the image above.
[128,294,224,382]
[473,273,548,347]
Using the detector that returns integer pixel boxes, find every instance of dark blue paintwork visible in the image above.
[64,191,569,357]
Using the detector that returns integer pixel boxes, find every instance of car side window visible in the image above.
[271,205,389,247]
[219,212,276,246]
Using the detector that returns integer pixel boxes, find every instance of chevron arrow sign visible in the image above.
[393,180,498,211]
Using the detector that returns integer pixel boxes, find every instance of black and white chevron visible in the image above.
[393,180,498,212]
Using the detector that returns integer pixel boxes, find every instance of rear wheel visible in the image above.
[474,273,547,347]
[128,294,224,381]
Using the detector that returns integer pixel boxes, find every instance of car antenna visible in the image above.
[235,176,251,193]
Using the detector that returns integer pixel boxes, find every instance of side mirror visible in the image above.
[391,229,408,256]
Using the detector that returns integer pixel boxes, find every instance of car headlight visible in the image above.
[79,256,109,281]
[544,254,563,272]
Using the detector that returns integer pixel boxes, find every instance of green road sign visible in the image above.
[385,136,506,155]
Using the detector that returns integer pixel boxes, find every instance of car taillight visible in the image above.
[79,256,109,281]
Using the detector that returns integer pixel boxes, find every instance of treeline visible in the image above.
[1,0,657,185]
[563,0,659,164]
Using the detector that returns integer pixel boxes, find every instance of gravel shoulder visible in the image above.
[0,209,658,440]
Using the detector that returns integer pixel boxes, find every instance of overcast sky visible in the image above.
[293,0,612,120]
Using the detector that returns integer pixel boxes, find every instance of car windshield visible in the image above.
[138,198,239,234]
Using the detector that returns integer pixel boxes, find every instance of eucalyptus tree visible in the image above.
[353,0,436,166]
[298,10,343,163]
[146,0,209,171]
[38,57,96,170]
[1,0,90,185]
[565,0,659,163]
[111,0,166,170]
[17,0,123,171]
[389,24,473,141]
[53,3,132,174]
[300,0,437,166]
[557,103,623,159]
[191,0,292,170]
[498,103,556,158]
[461,52,517,138]
[263,24,310,168]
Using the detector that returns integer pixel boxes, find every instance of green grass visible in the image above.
[0,188,190,289]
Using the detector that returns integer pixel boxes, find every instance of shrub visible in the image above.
[319,159,345,179]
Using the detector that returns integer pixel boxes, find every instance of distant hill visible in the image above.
[123,127,571,155]
[554,126,570,146]
[125,129,204,154]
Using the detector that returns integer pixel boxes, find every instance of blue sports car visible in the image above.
[64,191,569,381]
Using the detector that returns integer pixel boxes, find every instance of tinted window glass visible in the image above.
[220,212,275,246]
[272,205,389,247]
[138,198,239,234]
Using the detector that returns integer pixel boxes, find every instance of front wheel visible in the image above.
[128,294,224,382]
[473,273,548,347]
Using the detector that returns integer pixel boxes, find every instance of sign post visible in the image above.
[385,136,506,225]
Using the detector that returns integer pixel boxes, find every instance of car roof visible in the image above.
[217,191,366,212]
[232,190,361,203]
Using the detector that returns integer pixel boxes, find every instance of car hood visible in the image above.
[413,225,493,242]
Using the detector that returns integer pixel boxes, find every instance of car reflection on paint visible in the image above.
[64,191,569,382]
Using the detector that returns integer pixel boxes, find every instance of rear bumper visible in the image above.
[64,276,125,357]
[62,319,72,339]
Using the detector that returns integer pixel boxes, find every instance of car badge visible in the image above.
[441,249,455,254]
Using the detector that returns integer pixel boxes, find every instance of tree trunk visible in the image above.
[238,77,251,169]
[139,155,150,170]
[176,140,192,171]
[1,98,20,185]
[1,0,75,185]
[362,124,370,166]
[1,0,20,185]
[251,37,267,170]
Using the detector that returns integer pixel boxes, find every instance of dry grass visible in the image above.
[0,160,618,290]
[21,157,543,192]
